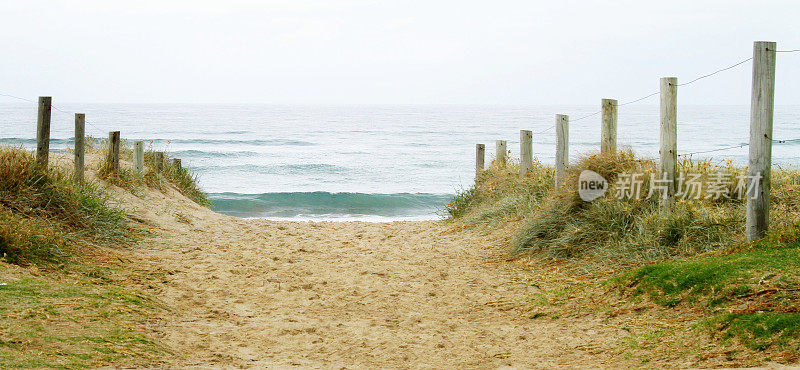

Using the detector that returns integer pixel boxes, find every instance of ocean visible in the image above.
[1,103,799,221]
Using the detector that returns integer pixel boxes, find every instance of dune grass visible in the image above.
[444,157,553,225]
[448,150,800,264]
[153,152,210,206]
[0,147,128,265]
[94,138,210,206]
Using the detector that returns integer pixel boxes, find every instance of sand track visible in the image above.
[125,189,624,368]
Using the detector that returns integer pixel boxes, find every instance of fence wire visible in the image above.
[0,93,107,136]
[678,137,800,158]
[531,54,756,133]
[532,49,799,158]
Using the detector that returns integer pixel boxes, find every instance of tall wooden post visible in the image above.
[495,140,507,167]
[36,97,52,168]
[601,98,618,155]
[74,113,85,181]
[520,130,533,176]
[134,141,144,173]
[746,41,777,242]
[108,131,121,173]
[475,144,485,178]
[659,77,678,210]
[155,152,165,172]
[555,114,569,188]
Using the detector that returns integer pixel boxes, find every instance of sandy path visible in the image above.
[125,190,625,368]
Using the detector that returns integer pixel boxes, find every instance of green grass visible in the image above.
[706,312,800,352]
[612,228,800,353]
[0,266,167,368]
[614,242,800,307]
[0,208,70,265]
[510,152,754,261]
[159,154,210,206]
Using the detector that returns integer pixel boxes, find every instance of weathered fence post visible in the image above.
[172,158,182,169]
[495,140,507,167]
[108,131,120,173]
[475,144,485,178]
[520,130,533,176]
[601,98,618,155]
[555,114,569,187]
[133,141,144,173]
[659,77,678,211]
[746,41,777,242]
[74,113,85,181]
[155,151,165,172]
[36,97,52,168]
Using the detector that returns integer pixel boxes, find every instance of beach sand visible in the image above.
[55,152,626,367]
[104,188,625,367]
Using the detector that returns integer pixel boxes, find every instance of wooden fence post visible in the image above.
[651,77,678,211]
[601,98,618,155]
[746,41,777,242]
[134,141,144,173]
[555,114,569,187]
[172,158,182,169]
[108,131,120,173]
[659,77,678,211]
[495,140,507,167]
[155,152,165,172]
[520,130,533,176]
[36,96,52,168]
[475,144,485,178]
[74,113,85,181]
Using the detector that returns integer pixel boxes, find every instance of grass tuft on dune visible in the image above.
[93,137,210,206]
[0,147,128,265]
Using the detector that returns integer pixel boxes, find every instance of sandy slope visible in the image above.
[109,182,627,368]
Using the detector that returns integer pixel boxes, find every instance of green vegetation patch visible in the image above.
[0,265,167,368]
[613,230,800,352]
[0,146,172,366]
[614,243,800,307]
[705,312,800,352]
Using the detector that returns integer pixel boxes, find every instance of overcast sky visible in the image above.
[1,0,798,105]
